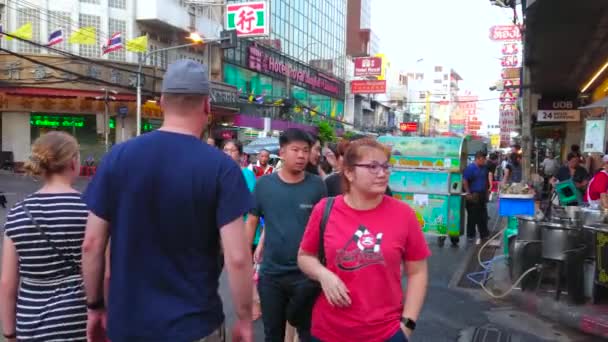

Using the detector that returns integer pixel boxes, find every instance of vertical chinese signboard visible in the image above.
[490,24,522,148]
[226,2,269,38]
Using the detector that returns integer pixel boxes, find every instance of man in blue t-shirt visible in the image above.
[463,151,490,241]
[81,60,254,342]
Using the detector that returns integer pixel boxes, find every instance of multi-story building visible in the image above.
[0,0,232,164]
[220,0,348,138]
[405,63,462,135]
[346,0,379,57]
[345,0,388,132]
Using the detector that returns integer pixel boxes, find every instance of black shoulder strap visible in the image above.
[318,197,335,265]
[22,204,81,275]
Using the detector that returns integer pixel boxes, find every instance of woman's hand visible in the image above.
[400,323,412,338]
[318,269,351,307]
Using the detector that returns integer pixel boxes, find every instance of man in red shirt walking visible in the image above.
[249,149,274,178]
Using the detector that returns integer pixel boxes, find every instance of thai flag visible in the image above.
[102,32,123,55]
[47,29,63,46]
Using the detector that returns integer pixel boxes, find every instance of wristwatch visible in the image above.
[401,317,417,331]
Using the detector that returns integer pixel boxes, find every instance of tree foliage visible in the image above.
[317,121,336,144]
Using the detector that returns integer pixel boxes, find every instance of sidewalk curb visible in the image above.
[501,290,608,339]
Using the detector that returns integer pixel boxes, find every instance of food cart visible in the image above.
[378,136,467,247]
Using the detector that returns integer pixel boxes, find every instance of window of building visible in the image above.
[16,8,41,54]
[108,19,126,61]
[148,44,168,69]
[434,66,443,72]
[79,14,100,57]
[109,0,126,9]
[444,74,448,81]
[434,79,442,84]
[48,11,71,52]
[80,0,100,3]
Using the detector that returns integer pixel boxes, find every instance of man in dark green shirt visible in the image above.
[246,128,327,342]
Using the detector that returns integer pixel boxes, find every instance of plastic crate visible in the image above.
[498,197,535,217]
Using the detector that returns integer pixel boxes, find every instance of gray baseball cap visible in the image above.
[161,59,210,95]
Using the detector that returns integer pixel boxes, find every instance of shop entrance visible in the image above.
[533,124,564,173]
[30,113,111,163]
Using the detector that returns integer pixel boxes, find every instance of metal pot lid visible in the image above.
[516,215,537,221]
[539,221,580,229]
[583,223,608,233]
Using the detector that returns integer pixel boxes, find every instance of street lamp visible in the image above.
[135,32,205,136]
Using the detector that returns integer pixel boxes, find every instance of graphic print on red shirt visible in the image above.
[337,225,385,271]
[300,195,431,342]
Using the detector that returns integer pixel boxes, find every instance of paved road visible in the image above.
[0,173,597,341]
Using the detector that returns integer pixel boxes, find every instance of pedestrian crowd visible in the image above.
[0,60,430,342]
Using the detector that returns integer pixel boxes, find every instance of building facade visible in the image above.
[217,0,348,141]
[0,0,227,163]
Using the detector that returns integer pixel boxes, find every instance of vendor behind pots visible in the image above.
[553,152,590,194]
[585,155,608,207]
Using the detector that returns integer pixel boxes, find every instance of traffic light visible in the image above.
[220,30,237,49]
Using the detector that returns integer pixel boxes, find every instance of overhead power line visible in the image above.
[1,31,163,81]
[0,47,150,94]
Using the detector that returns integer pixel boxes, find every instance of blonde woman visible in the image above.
[0,132,88,341]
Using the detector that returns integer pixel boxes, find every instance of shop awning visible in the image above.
[579,96,608,109]
[524,0,608,94]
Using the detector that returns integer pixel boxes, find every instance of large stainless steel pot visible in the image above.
[581,207,608,226]
[516,215,542,241]
[539,221,583,261]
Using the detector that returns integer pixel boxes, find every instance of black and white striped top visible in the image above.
[3,193,88,341]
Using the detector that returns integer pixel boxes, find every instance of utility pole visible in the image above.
[521,65,532,182]
[96,88,118,152]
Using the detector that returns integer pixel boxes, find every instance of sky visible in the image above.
[372,0,519,128]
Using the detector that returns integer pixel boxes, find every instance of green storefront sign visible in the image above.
[31,115,85,128]
[30,114,158,132]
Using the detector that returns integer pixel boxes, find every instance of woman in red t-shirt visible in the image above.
[298,138,431,342]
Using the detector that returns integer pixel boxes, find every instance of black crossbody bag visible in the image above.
[286,197,335,327]
[22,204,82,276]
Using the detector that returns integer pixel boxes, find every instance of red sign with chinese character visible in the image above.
[502,43,520,55]
[354,57,382,77]
[351,80,387,94]
[501,55,519,67]
[399,122,418,132]
[489,25,522,41]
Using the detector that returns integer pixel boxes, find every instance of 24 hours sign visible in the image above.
[537,110,580,122]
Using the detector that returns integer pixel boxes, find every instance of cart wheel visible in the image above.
[450,237,460,247]
[437,236,446,247]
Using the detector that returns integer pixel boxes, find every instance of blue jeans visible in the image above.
[257,271,313,342]
[311,328,408,342]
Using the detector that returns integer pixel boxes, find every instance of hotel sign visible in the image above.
[354,57,382,77]
[248,45,341,97]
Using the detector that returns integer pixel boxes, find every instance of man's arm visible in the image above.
[82,212,110,305]
[245,214,260,248]
[221,217,253,321]
[462,179,470,193]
